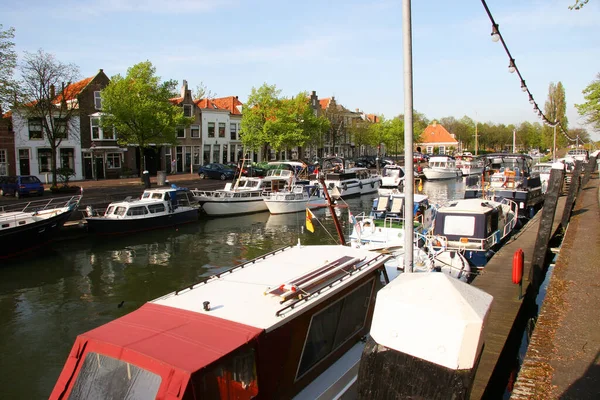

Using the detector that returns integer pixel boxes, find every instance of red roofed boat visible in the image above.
[50,244,392,399]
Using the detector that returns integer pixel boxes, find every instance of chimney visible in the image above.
[432,120,437,127]
[50,84,56,99]
[181,80,188,98]
[99,68,103,73]
[355,108,359,112]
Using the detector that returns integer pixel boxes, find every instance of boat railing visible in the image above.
[0,195,82,214]
[190,189,265,199]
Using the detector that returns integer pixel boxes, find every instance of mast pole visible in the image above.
[319,177,346,245]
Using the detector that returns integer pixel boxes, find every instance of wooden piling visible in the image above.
[529,167,564,291]
[560,160,581,230]
[582,155,597,186]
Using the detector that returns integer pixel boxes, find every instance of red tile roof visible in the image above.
[54,76,94,103]
[419,122,458,144]
[194,98,219,109]
[319,98,331,110]
[169,96,184,105]
[212,96,243,115]
[366,114,379,123]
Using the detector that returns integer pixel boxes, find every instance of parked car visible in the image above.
[241,164,267,177]
[197,163,236,180]
[413,152,426,163]
[0,175,45,198]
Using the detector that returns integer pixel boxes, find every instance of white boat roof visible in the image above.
[437,198,502,214]
[153,245,386,331]
[429,156,454,162]
[268,161,304,167]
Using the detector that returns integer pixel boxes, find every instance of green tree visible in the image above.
[16,50,81,186]
[100,61,192,172]
[347,116,373,156]
[575,73,600,132]
[193,81,217,100]
[0,25,18,111]
[543,81,568,149]
[569,0,590,10]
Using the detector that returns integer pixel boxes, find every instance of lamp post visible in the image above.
[402,0,414,273]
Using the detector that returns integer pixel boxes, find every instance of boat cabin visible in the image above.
[50,245,390,400]
[427,155,457,169]
[95,188,194,219]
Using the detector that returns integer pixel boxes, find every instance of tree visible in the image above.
[16,50,81,186]
[348,117,373,156]
[0,25,18,111]
[543,81,568,149]
[568,128,590,146]
[193,81,217,100]
[569,0,590,10]
[241,84,329,160]
[100,61,192,171]
[575,73,600,132]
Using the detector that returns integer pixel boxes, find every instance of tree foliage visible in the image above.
[16,50,81,186]
[569,0,590,10]
[100,61,193,161]
[0,24,18,111]
[193,81,217,100]
[575,73,600,132]
[240,83,329,159]
[543,81,568,149]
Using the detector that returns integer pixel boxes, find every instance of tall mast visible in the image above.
[319,177,346,245]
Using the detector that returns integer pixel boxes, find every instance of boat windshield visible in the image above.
[67,352,161,400]
[197,346,258,399]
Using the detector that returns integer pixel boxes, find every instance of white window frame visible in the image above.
[439,146,446,155]
[94,91,102,109]
[91,116,116,140]
[28,118,43,140]
[191,125,200,138]
[0,149,7,176]
[38,148,52,173]
[106,153,121,169]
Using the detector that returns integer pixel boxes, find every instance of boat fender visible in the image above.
[342,183,347,191]
[371,181,375,188]
[359,182,363,189]
[512,248,524,284]
[85,205,97,217]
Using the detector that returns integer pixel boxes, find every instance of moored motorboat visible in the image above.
[532,162,553,193]
[50,244,393,400]
[321,157,381,199]
[263,183,327,215]
[422,155,462,180]
[455,154,484,176]
[84,187,198,235]
[430,197,518,268]
[378,164,405,195]
[0,194,82,259]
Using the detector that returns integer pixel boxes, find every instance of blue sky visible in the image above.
[4,0,600,140]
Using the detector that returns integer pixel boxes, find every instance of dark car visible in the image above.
[197,163,236,180]
[241,165,267,177]
[0,175,45,198]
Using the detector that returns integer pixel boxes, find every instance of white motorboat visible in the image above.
[50,244,394,400]
[84,187,198,235]
[321,157,381,198]
[430,197,518,268]
[192,162,297,216]
[532,162,553,193]
[378,165,405,195]
[455,154,484,176]
[263,184,327,215]
[422,155,462,180]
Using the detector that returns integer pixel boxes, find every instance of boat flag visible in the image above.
[306,209,315,233]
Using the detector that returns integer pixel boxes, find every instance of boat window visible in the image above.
[126,206,149,216]
[198,346,258,399]
[147,204,166,214]
[151,193,162,199]
[67,352,161,400]
[296,279,374,379]
[443,215,475,236]
[142,192,151,199]
[105,206,115,215]
[114,207,127,216]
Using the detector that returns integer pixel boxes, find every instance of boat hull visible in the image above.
[200,197,268,216]
[423,168,462,180]
[0,207,76,259]
[264,197,327,215]
[86,208,198,235]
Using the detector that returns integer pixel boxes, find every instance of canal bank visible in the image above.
[511,170,600,399]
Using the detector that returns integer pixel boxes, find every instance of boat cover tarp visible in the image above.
[50,302,263,399]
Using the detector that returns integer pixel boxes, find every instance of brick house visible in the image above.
[169,81,203,174]
[0,110,15,176]
[416,121,459,155]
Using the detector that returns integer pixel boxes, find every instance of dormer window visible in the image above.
[94,91,102,109]
[183,104,192,117]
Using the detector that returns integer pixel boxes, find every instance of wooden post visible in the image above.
[529,167,564,291]
[582,155,597,186]
[560,160,582,229]
[357,273,493,399]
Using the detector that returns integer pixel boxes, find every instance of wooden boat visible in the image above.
[0,195,82,259]
[263,183,327,215]
[49,244,393,399]
[464,153,544,219]
[84,187,198,235]
[192,162,298,216]
[430,197,518,268]
[422,155,462,180]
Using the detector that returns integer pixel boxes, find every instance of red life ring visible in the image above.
[512,248,524,284]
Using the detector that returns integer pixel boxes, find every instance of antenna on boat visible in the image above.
[319,176,346,245]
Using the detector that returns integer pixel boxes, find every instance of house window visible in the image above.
[426,146,433,154]
[203,145,211,164]
[193,146,200,165]
[54,118,68,139]
[107,153,121,169]
[177,127,185,138]
[208,122,215,138]
[297,279,374,379]
[94,91,102,109]
[218,123,226,138]
[91,117,115,140]
[38,149,52,173]
[104,126,115,140]
[60,148,74,169]
[183,104,192,117]
[28,118,43,139]
[0,149,7,176]
[191,125,200,138]
[439,146,446,155]
[230,123,237,140]
[91,117,100,140]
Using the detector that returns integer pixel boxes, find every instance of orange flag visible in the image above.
[306,209,315,233]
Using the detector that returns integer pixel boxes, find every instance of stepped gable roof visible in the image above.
[420,122,458,144]
[212,96,243,115]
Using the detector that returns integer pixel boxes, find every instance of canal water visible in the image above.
[0,178,465,398]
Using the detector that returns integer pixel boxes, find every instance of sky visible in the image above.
[3,0,600,141]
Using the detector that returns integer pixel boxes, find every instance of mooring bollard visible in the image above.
[357,273,493,399]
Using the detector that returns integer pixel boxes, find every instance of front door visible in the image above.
[19,149,30,175]
[84,156,93,179]
[95,157,105,179]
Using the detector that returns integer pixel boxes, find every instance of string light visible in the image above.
[481,0,578,143]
